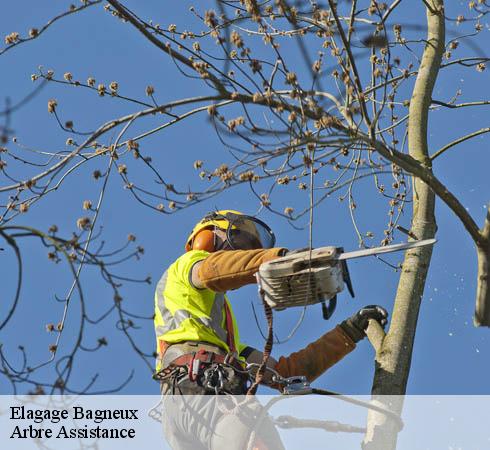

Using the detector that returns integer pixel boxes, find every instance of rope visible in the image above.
[311,388,404,431]
[274,415,366,433]
[247,274,274,395]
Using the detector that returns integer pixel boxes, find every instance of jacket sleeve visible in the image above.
[274,325,356,384]
[197,247,286,292]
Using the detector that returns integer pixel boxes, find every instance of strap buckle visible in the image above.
[224,351,238,365]
[268,370,313,395]
[188,349,211,381]
[280,376,312,395]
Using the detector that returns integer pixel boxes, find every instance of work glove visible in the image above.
[273,325,356,385]
[339,305,388,343]
[198,247,287,291]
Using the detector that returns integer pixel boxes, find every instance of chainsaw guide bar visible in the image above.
[258,239,436,311]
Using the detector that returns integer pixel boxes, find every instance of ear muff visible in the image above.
[191,229,215,252]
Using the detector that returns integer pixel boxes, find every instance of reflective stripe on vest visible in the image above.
[155,270,228,345]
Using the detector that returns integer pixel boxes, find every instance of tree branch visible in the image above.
[430,126,490,160]
[105,0,228,95]
[0,95,221,194]
[367,137,483,245]
[222,89,485,248]
[366,320,385,355]
[431,99,490,109]
[0,1,102,56]
[327,0,371,129]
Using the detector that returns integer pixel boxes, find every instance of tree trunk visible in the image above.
[474,206,490,326]
[362,1,445,448]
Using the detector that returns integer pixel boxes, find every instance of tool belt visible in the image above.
[155,342,249,395]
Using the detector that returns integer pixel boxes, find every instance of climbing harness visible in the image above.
[154,348,249,395]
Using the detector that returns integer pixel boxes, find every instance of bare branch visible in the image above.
[431,126,490,160]
[105,0,228,95]
[0,1,102,56]
[366,320,386,355]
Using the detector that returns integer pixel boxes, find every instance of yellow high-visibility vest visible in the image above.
[154,250,247,371]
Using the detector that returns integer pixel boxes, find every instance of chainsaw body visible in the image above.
[258,247,351,310]
[258,239,436,312]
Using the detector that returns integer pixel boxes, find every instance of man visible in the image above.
[154,209,388,392]
[154,210,388,448]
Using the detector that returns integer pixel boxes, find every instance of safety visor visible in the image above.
[222,212,276,250]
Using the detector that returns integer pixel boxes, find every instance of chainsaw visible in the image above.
[257,239,436,319]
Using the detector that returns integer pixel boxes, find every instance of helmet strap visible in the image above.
[213,225,229,251]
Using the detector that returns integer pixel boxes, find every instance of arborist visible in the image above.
[154,209,389,395]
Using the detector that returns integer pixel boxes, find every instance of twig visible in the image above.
[430,126,490,160]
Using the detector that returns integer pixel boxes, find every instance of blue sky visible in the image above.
[0,1,489,395]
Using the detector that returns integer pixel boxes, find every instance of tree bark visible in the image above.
[363,1,445,448]
[474,206,490,326]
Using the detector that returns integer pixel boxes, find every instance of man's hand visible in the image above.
[339,305,389,343]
